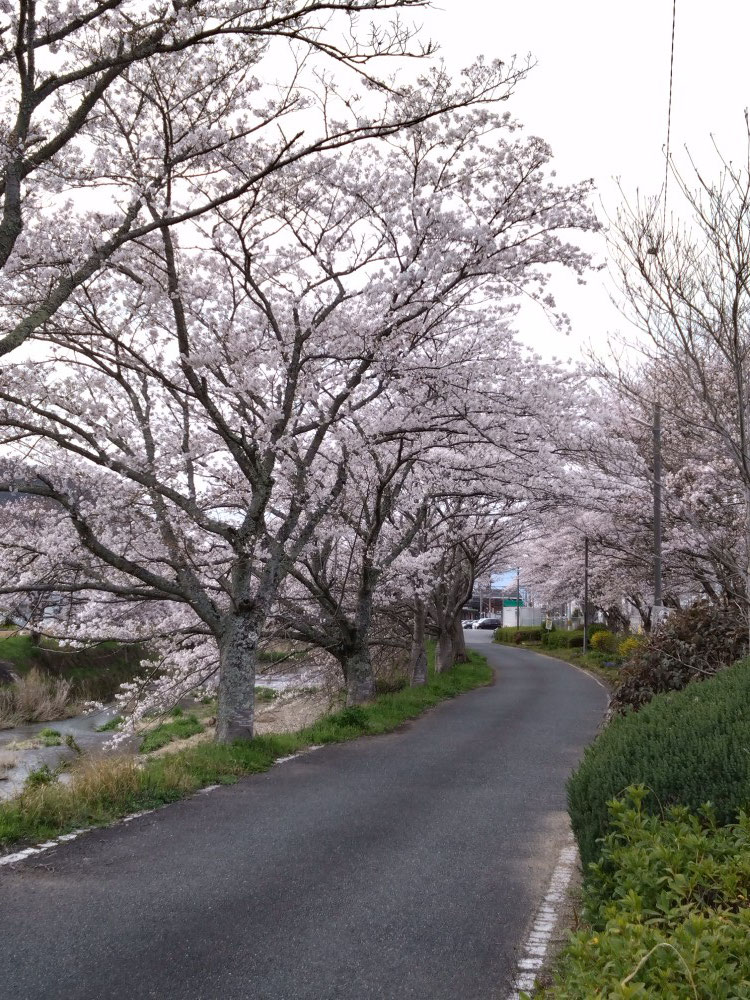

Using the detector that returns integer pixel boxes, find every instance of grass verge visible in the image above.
[494,638,620,689]
[0,647,491,852]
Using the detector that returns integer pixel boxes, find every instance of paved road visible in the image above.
[0,633,607,1000]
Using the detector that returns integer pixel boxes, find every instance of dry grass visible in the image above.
[0,669,78,729]
[0,752,14,779]
[2,753,195,835]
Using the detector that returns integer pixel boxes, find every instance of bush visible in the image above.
[589,629,618,654]
[611,601,747,714]
[542,628,581,649]
[568,659,750,865]
[493,626,545,644]
[552,789,750,999]
[618,634,642,659]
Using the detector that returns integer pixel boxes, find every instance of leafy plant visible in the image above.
[24,763,56,788]
[550,790,750,999]
[618,635,643,659]
[568,658,750,865]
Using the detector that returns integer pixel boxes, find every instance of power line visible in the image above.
[663,0,677,230]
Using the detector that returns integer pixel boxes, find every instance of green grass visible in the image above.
[0,647,491,851]
[38,727,62,747]
[255,686,278,702]
[139,714,204,753]
[95,715,123,733]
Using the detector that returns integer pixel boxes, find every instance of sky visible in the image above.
[416,0,750,362]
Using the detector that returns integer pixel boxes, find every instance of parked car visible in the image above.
[461,620,475,629]
[471,617,502,630]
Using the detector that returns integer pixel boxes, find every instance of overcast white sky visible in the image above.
[417,0,750,361]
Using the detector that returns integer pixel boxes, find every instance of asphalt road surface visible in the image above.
[0,632,607,1000]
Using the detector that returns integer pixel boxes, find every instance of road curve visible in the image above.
[0,633,607,1000]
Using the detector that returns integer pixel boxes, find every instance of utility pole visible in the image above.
[583,536,589,653]
[516,567,521,628]
[653,401,663,617]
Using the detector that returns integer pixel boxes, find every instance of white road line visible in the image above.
[0,829,88,868]
[506,840,579,1000]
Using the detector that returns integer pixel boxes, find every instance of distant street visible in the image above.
[0,633,607,1000]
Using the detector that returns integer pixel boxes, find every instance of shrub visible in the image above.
[552,789,750,999]
[611,601,747,714]
[589,629,618,654]
[618,634,642,659]
[493,626,545,644]
[24,763,56,788]
[542,629,584,649]
[568,658,750,865]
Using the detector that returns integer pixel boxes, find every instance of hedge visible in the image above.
[493,626,545,644]
[568,658,750,866]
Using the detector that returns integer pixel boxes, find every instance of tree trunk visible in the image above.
[343,644,376,704]
[452,615,468,663]
[343,578,377,704]
[435,627,453,673]
[410,600,428,686]
[216,611,259,743]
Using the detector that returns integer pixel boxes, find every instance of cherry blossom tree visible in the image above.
[0,0,530,358]
[0,94,596,740]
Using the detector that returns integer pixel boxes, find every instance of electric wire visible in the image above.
[663,0,677,231]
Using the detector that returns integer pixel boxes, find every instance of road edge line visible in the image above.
[506,839,579,999]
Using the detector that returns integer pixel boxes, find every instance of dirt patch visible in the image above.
[254,691,331,734]
[145,691,331,757]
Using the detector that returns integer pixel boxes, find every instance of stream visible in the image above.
[0,663,329,800]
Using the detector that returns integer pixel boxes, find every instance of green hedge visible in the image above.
[541,628,585,649]
[494,625,614,650]
[549,790,750,999]
[568,658,750,866]
[493,626,545,644]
